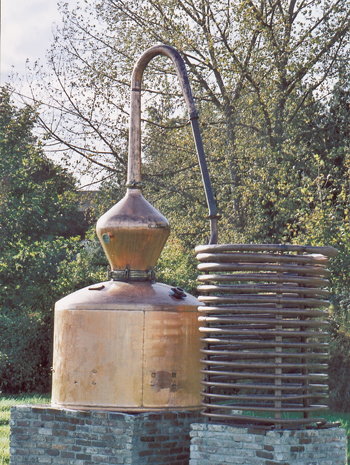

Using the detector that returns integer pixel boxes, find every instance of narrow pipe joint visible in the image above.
[189,110,199,120]
[125,181,143,189]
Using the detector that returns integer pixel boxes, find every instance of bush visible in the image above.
[156,237,198,295]
[0,235,106,394]
[0,88,105,394]
[0,313,52,393]
[328,293,350,411]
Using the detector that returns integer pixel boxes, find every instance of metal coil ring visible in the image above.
[196,243,338,429]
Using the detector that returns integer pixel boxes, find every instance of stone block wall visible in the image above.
[10,405,202,465]
[189,423,347,465]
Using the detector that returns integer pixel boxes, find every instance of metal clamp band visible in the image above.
[107,265,156,282]
[125,181,144,189]
[189,110,199,120]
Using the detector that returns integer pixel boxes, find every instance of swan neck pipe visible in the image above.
[127,44,218,244]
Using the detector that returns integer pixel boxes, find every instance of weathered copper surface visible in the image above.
[51,281,202,411]
[96,189,170,272]
[127,44,218,243]
[196,243,338,428]
[51,45,216,412]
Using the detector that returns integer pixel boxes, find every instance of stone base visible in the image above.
[10,405,202,465]
[189,423,348,465]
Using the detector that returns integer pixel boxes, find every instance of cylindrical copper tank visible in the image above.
[51,45,210,411]
[52,281,201,411]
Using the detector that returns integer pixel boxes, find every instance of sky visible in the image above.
[0,0,97,186]
[1,0,64,84]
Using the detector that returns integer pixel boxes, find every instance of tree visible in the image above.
[22,0,350,244]
[0,90,87,242]
[11,1,350,403]
[0,87,104,393]
[21,1,350,407]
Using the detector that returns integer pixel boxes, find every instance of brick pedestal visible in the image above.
[189,423,347,465]
[10,405,202,465]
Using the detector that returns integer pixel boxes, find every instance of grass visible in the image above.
[0,396,349,463]
[0,393,50,465]
[322,411,350,461]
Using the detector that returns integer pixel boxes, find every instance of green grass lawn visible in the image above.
[0,396,349,464]
[0,394,50,465]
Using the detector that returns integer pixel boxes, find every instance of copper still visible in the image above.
[51,45,217,411]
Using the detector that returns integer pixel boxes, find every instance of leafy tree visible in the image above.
[16,1,350,403]
[24,0,350,297]
[21,0,349,243]
[27,2,349,160]
[0,87,87,242]
[0,87,104,393]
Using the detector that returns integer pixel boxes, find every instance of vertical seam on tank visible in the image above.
[141,310,145,404]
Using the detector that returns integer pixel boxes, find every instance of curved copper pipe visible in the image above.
[127,44,218,244]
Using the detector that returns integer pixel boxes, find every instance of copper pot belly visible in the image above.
[51,280,202,411]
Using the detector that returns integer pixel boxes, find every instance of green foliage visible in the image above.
[28,0,350,200]
[11,0,350,408]
[0,313,52,393]
[28,0,350,252]
[156,237,198,295]
[327,293,350,411]
[0,88,85,242]
[0,88,105,394]
[0,236,106,393]
[0,393,50,465]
